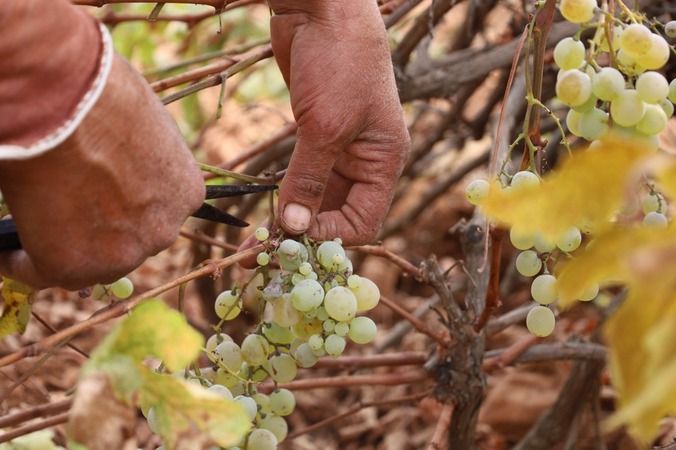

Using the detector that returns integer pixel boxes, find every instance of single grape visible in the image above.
[241,334,269,366]
[579,107,609,141]
[206,333,233,362]
[324,286,358,322]
[215,341,242,372]
[315,306,329,321]
[533,234,556,253]
[515,251,542,277]
[526,306,556,337]
[269,389,295,416]
[556,227,582,252]
[262,323,294,345]
[215,290,241,320]
[591,67,625,101]
[253,393,271,414]
[559,0,596,23]
[511,171,540,190]
[637,34,669,70]
[334,322,350,337]
[278,239,300,257]
[323,319,336,333]
[556,70,592,107]
[269,354,297,383]
[298,262,312,276]
[566,109,584,137]
[258,415,288,443]
[257,252,271,267]
[350,276,380,312]
[643,211,668,227]
[317,241,347,270]
[308,334,324,351]
[235,395,258,421]
[465,179,490,205]
[636,71,669,104]
[578,283,599,302]
[530,274,558,305]
[208,384,234,400]
[666,20,676,39]
[509,228,535,250]
[348,316,377,344]
[255,227,270,242]
[616,48,637,69]
[619,23,652,56]
[642,193,662,213]
[110,277,134,299]
[324,334,347,356]
[553,37,586,69]
[247,428,278,450]
[347,274,361,289]
[293,343,319,368]
[659,99,674,118]
[636,104,668,135]
[670,79,676,104]
[91,284,107,301]
[610,90,646,127]
[290,279,324,312]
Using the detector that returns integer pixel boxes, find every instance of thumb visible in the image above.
[278,130,342,235]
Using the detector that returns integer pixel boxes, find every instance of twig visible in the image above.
[347,245,422,279]
[179,229,239,252]
[485,303,532,335]
[482,334,538,371]
[31,312,89,359]
[314,352,427,370]
[99,0,260,26]
[484,341,607,364]
[220,123,297,170]
[260,369,429,392]
[375,296,441,352]
[72,0,223,7]
[0,399,72,429]
[426,404,454,450]
[0,412,69,444]
[0,245,263,368]
[379,296,449,346]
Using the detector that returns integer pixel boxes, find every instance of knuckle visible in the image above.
[286,170,326,200]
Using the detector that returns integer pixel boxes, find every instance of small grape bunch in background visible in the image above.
[91,276,135,301]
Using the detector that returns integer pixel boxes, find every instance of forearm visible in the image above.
[0,0,101,149]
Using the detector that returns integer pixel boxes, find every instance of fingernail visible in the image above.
[283,203,311,233]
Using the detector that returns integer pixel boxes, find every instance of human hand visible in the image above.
[268,0,410,245]
[0,51,205,290]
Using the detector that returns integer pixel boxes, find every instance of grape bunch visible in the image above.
[91,277,135,301]
[147,230,381,450]
[465,2,674,338]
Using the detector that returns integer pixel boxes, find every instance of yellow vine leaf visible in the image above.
[480,136,651,239]
[0,277,35,338]
[655,159,676,202]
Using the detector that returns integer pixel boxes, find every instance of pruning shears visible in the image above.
[0,183,277,252]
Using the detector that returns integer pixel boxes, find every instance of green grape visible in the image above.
[324,334,346,356]
[206,333,233,362]
[559,0,596,23]
[291,273,304,286]
[257,252,271,267]
[315,306,329,321]
[666,20,676,39]
[556,69,592,107]
[308,334,324,351]
[253,393,271,414]
[258,415,288,443]
[235,395,258,421]
[255,227,270,242]
[515,251,542,277]
[465,179,490,205]
[619,23,652,56]
[350,276,380,312]
[246,429,278,450]
[347,274,361,289]
[642,193,662,213]
[511,171,540,190]
[215,341,242,372]
[591,67,625,101]
[636,71,669,104]
[271,297,300,327]
[241,334,269,366]
[533,234,556,253]
[616,48,638,70]
[110,277,134,299]
[293,343,319,368]
[643,211,668,227]
[610,90,646,127]
[298,262,312,276]
[579,107,609,141]
[208,384,234,400]
[348,316,377,344]
[670,79,676,103]
[636,104,668,135]
[269,354,297,383]
[311,345,326,357]
[578,283,599,302]
[566,109,584,137]
[553,37,585,69]
[531,274,558,305]
[334,322,350,337]
[263,323,294,345]
[323,319,336,333]
[290,279,324,312]
[269,389,295,416]
[526,305,556,337]
[317,240,346,270]
[324,286,358,322]
[215,290,241,320]
[556,227,582,252]
[572,93,597,113]
[215,368,240,389]
[278,239,300,257]
[91,284,107,301]
[509,228,535,250]
[637,34,669,70]
[306,271,318,281]
[659,99,674,118]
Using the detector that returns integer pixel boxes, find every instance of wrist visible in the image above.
[0,0,102,149]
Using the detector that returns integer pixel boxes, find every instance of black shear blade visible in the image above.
[205,184,277,200]
[192,203,249,227]
[0,219,21,251]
